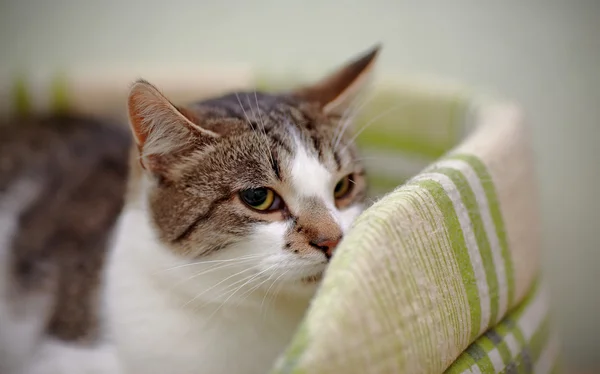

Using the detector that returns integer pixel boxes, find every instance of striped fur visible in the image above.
[0,115,130,373]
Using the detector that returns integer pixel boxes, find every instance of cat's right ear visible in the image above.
[127,80,218,173]
[291,45,380,116]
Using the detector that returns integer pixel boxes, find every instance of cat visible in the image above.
[0,114,130,374]
[105,45,380,374]
[0,45,379,374]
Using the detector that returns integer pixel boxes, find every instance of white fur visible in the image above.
[288,132,347,227]
[0,177,48,374]
[0,178,122,374]
[290,139,334,204]
[105,142,363,374]
[22,340,121,374]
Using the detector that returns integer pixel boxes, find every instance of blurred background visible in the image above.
[1,1,599,371]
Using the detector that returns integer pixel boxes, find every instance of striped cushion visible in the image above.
[447,282,560,374]
[270,80,558,373]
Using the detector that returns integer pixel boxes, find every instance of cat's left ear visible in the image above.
[127,80,219,175]
[292,44,381,115]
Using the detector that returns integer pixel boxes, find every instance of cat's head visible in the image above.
[127,46,379,291]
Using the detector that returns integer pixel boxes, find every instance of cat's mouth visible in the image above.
[301,272,324,284]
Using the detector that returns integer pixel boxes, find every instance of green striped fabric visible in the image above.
[3,72,557,373]
[446,281,561,374]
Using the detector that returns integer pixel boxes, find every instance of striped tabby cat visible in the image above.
[0,45,379,374]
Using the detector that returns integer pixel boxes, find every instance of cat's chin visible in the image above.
[275,270,324,298]
[301,271,324,285]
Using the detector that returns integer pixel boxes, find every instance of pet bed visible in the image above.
[3,69,560,374]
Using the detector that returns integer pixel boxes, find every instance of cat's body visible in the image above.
[0,115,130,374]
[0,46,379,374]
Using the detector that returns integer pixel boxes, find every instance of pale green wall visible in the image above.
[2,0,599,369]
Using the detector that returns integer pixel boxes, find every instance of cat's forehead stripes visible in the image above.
[191,92,347,173]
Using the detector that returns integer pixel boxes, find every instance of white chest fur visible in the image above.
[105,206,314,374]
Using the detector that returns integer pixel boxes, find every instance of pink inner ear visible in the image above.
[128,90,151,149]
[127,91,151,170]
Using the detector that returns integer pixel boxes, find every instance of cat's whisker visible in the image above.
[245,93,257,120]
[185,273,261,317]
[343,156,399,168]
[265,270,291,319]
[221,265,275,307]
[156,253,268,273]
[333,88,370,147]
[197,271,261,306]
[244,94,266,160]
[251,91,276,168]
[171,257,263,290]
[235,92,274,167]
[339,104,404,155]
[233,266,276,299]
[333,90,377,152]
[235,92,263,146]
[261,270,289,318]
[217,266,275,304]
[182,266,260,308]
[234,92,253,126]
[183,256,263,276]
[235,273,274,306]
[199,266,277,326]
[332,102,356,149]
[212,270,267,298]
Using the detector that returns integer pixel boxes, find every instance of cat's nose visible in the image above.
[310,236,343,259]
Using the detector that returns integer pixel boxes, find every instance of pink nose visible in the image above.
[310,237,342,259]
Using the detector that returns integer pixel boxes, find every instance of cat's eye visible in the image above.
[334,175,354,200]
[239,188,282,212]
